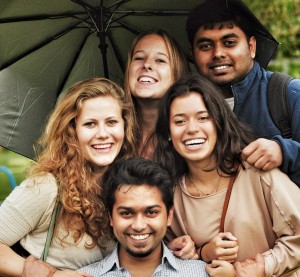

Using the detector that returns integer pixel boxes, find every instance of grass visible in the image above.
[0,147,32,202]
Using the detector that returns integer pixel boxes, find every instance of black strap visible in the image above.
[267,72,294,138]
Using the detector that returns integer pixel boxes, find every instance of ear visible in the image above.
[167,206,174,227]
[249,36,256,59]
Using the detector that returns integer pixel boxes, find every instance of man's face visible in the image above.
[110,184,173,259]
[192,24,256,87]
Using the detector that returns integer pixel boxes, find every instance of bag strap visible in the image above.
[267,72,293,138]
[219,175,235,233]
[40,202,61,261]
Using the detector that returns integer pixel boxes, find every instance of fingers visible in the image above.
[233,254,265,277]
[241,139,282,170]
[168,235,198,260]
[206,260,236,277]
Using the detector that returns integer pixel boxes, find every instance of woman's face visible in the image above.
[169,92,217,167]
[128,34,173,100]
[76,95,124,168]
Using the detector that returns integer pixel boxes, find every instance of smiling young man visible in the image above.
[186,0,300,187]
[79,158,208,277]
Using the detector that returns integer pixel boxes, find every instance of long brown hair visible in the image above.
[31,77,137,247]
[154,74,255,182]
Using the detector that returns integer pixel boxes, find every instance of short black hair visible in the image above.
[186,0,253,44]
[102,158,174,215]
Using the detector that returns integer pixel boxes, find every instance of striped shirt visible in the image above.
[79,242,208,276]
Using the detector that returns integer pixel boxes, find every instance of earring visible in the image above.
[168,137,171,141]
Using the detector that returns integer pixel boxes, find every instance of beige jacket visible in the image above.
[0,174,114,270]
[167,164,300,277]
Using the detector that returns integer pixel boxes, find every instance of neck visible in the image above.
[118,244,162,277]
[186,165,228,196]
[136,98,160,131]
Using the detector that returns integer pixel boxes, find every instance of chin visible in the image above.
[126,247,153,258]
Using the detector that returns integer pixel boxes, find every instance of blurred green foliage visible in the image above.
[0,147,32,201]
[245,0,300,58]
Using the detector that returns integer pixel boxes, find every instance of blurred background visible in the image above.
[1,0,299,202]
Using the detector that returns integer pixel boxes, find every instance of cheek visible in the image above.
[76,127,88,146]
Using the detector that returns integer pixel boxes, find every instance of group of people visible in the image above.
[0,0,300,276]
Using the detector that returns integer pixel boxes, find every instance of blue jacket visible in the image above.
[231,61,300,187]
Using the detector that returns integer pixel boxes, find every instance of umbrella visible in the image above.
[0,0,278,160]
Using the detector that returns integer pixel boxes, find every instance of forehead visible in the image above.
[78,95,122,118]
[114,184,164,209]
[134,34,169,53]
[194,24,247,41]
[170,92,206,112]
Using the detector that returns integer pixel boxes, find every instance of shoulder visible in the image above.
[79,245,119,275]
[237,163,299,193]
[162,243,208,276]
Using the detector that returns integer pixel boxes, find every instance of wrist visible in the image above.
[199,242,209,262]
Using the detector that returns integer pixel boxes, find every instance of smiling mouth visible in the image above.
[185,139,205,146]
[138,76,157,84]
[130,234,150,241]
[92,143,112,150]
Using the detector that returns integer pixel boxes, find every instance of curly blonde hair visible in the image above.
[30,77,137,248]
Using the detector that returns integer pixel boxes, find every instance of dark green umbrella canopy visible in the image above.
[0,0,278,160]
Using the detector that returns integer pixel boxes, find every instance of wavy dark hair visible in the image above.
[154,74,255,182]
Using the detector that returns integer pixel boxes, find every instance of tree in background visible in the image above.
[245,0,300,58]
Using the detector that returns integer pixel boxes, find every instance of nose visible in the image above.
[187,119,200,134]
[96,124,109,139]
[213,44,225,59]
[131,214,147,231]
[142,58,152,70]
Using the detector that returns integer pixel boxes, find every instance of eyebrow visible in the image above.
[195,33,240,44]
[172,110,208,117]
[132,50,169,58]
[116,204,162,211]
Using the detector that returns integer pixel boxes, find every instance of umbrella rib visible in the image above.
[56,32,91,98]
[0,21,90,71]
[0,13,88,23]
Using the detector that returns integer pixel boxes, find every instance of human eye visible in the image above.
[156,58,166,63]
[198,113,210,122]
[107,119,118,126]
[133,55,144,61]
[197,42,213,51]
[173,117,186,125]
[120,210,133,218]
[84,121,95,127]
[224,39,237,47]
[146,209,159,217]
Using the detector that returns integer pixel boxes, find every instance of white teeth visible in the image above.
[214,65,229,70]
[185,139,205,146]
[93,144,111,149]
[139,77,155,83]
[130,234,150,240]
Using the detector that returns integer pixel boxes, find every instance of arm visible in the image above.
[0,243,25,277]
[261,170,300,276]
[242,79,300,186]
[271,79,300,185]
[21,256,92,277]
[0,176,58,276]
[234,253,264,277]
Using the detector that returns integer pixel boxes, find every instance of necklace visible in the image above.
[188,174,221,197]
